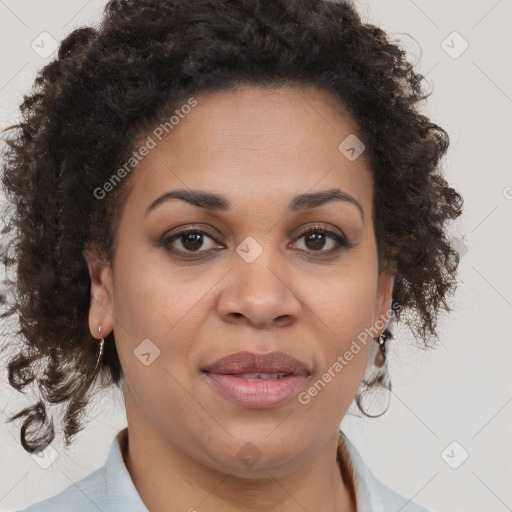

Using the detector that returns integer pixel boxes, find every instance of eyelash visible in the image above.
[159,224,351,259]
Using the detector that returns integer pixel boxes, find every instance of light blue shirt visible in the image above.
[15,428,429,511]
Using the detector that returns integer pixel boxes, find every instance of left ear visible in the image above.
[374,270,396,335]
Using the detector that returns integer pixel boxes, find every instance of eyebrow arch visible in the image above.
[144,187,364,222]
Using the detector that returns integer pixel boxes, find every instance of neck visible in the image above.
[120,420,357,512]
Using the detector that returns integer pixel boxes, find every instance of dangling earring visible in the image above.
[354,330,391,418]
[374,331,387,368]
[94,324,105,372]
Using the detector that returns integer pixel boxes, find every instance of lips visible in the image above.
[202,351,312,408]
[202,351,311,377]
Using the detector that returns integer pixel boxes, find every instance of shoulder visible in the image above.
[14,466,108,512]
[337,430,431,512]
[15,428,148,512]
[368,476,430,511]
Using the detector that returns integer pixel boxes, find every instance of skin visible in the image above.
[84,84,395,512]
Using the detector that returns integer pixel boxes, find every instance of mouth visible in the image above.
[226,372,291,380]
[201,351,312,408]
[202,350,311,376]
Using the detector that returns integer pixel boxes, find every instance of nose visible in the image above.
[216,246,303,330]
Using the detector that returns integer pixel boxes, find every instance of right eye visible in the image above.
[159,226,223,257]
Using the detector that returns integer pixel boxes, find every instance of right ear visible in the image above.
[83,244,114,339]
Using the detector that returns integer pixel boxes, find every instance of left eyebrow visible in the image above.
[286,188,364,223]
[144,187,364,223]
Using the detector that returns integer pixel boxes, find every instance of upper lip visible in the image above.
[202,351,311,376]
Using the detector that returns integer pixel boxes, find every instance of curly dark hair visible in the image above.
[0,0,463,454]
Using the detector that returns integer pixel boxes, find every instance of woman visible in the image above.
[1,0,463,510]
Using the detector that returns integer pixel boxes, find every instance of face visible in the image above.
[85,84,394,477]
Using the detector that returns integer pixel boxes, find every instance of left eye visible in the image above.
[293,227,347,253]
[160,226,348,257]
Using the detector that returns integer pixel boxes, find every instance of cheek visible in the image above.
[110,243,219,377]
[307,253,379,342]
[109,251,210,428]
[298,265,379,411]
[329,279,378,341]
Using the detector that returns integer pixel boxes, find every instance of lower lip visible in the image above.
[204,372,310,409]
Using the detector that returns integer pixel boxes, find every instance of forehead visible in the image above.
[126,84,373,216]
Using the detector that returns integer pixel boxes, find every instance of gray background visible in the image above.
[1,1,511,511]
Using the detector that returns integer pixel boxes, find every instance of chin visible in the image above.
[197,431,307,478]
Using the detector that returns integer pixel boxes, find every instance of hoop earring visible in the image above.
[374,331,387,368]
[354,331,391,417]
[94,324,105,372]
